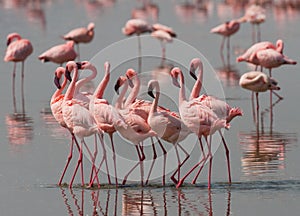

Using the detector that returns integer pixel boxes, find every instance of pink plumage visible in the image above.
[38,41,77,65]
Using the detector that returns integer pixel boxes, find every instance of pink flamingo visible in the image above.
[122,18,152,73]
[62,22,95,60]
[147,79,192,184]
[170,67,229,189]
[187,58,242,185]
[50,66,81,185]
[62,61,102,188]
[239,71,280,130]
[151,29,174,65]
[4,32,33,113]
[210,19,241,59]
[239,4,266,42]
[38,41,77,66]
[113,75,157,186]
[236,39,284,69]
[122,69,173,185]
[77,61,112,186]
[89,61,118,186]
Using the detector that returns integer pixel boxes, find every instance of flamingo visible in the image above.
[151,29,175,65]
[89,61,118,186]
[239,71,280,130]
[239,4,266,42]
[62,22,95,60]
[77,61,112,186]
[236,39,284,69]
[4,32,33,113]
[187,58,242,185]
[38,41,77,66]
[50,66,82,185]
[62,61,103,188]
[147,79,192,184]
[170,67,229,189]
[121,68,175,185]
[122,18,152,73]
[210,19,241,61]
[113,75,157,186]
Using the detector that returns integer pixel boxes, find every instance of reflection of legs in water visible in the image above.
[260,97,282,132]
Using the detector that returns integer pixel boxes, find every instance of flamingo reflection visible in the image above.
[239,131,297,181]
[5,112,34,146]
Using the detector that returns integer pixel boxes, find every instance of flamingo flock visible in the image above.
[3,2,298,190]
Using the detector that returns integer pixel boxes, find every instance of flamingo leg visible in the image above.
[122,144,145,185]
[227,36,230,64]
[145,137,157,185]
[219,130,231,184]
[176,137,207,188]
[99,133,111,185]
[157,137,167,186]
[256,92,260,133]
[207,135,213,189]
[83,138,100,188]
[76,43,80,61]
[12,63,17,113]
[58,137,75,186]
[251,91,256,125]
[257,24,261,42]
[21,61,25,113]
[220,36,225,55]
[109,133,118,186]
[191,137,209,184]
[269,69,273,131]
[170,143,190,184]
[69,140,84,188]
[137,34,142,74]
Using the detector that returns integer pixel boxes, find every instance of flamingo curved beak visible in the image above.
[147,84,155,99]
[54,75,61,89]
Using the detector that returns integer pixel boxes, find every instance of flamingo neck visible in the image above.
[51,69,67,102]
[75,65,97,95]
[115,80,129,109]
[94,67,110,99]
[124,74,140,107]
[179,71,187,104]
[150,82,160,114]
[64,66,79,101]
[189,63,203,100]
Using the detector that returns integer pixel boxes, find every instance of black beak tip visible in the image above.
[76,62,82,69]
[148,90,155,99]
[54,76,61,89]
[190,71,197,80]
[114,82,120,95]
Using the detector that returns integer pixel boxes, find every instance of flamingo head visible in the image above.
[126,68,136,88]
[88,22,95,31]
[6,32,21,46]
[170,67,181,88]
[114,76,127,94]
[189,58,202,80]
[147,80,158,99]
[54,67,66,89]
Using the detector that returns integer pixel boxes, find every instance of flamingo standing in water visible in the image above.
[236,39,284,69]
[121,69,175,186]
[187,58,242,185]
[113,75,157,186]
[170,67,229,189]
[62,22,95,60]
[239,71,280,131]
[76,61,112,186]
[89,61,118,186]
[38,41,77,66]
[239,4,266,43]
[147,79,192,184]
[210,19,241,62]
[122,18,152,73]
[62,61,103,188]
[4,32,33,113]
[50,66,81,185]
[150,24,176,65]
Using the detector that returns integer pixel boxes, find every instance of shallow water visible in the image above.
[0,0,300,215]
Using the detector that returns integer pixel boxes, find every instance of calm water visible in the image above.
[1,0,300,215]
